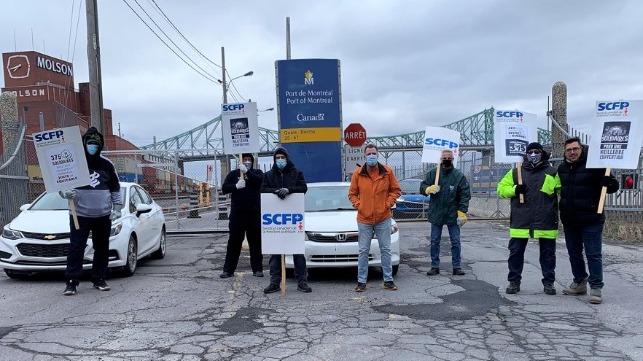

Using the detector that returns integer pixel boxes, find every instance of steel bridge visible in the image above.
[139,107,551,159]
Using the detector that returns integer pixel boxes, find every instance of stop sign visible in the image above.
[344,123,367,147]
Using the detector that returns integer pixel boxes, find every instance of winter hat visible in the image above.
[83,127,103,146]
[241,153,255,163]
[273,146,289,161]
[526,142,543,152]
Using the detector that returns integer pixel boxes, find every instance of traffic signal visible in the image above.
[620,174,638,189]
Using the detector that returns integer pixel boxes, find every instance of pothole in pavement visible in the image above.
[219,307,273,334]
[373,279,513,321]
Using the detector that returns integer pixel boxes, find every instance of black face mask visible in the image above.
[442,159,453,168]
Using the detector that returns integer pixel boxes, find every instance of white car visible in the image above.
[0,182,166,279]
[285,182,400,274]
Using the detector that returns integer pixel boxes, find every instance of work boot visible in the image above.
[589,288,603,304]
[452,268,465,275]
[543,282,556,295]
[426,268,440,276]
[505,281,520,294]
[562,279,587,295]
[263,283,280,294]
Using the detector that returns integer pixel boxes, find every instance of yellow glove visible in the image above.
[425,185,441,195]
[457,210,467,226]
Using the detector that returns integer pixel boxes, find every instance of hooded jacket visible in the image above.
[348,162,401,225]
[72,127,122,217]
[556,145,619,226]
[261,147,307,194]
[497,150,558,239]
[221,153,264,214]
[420,165,471,226]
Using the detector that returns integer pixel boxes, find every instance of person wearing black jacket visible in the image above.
[220,153,264,278]
[260,146,311,294]
[557,137,619,304]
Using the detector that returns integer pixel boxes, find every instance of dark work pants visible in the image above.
[507,237,556,285]
[269,254,307,285]
[563,223,604,289]
[222,211,263,273]
[65,214,111,282]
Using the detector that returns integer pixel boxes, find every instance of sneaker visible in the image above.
[263,283,280,294]
[426,268,440,276]
[355,282,367,292]
[63,280,77,296]
[562,279,588,295]
[505,282,520,294]
[382,281,398,291]
[589,288,602,304]
[252,271,264,277]
[297,282,312,293]
[92,279,111,291]
[453,268,465,275]
[543,283,556,295]
[219,272,233,279]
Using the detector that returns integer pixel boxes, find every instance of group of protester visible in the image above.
[60,128,617,304]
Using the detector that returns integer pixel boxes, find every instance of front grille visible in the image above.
[16,243,70,258]
[401,201,425,210]
[20,231,71,240]
[309,254,373,263]
[307,232,359,243]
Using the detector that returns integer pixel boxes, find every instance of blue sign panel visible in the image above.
[275,59,342,182]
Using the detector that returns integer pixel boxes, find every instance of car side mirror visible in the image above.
[135,204,153,217]
[19,204,31,211]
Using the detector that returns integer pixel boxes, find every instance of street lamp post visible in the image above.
[220,46,253,103]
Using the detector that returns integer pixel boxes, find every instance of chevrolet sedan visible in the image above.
[0,182,166,278]
[285,182,400,275]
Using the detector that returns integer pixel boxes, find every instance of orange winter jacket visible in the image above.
[348,163,401,225]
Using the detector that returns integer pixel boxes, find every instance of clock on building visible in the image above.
[6,54,31,79]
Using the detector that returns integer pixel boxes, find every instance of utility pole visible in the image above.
[221,46,227,103]
[86,0,105,135]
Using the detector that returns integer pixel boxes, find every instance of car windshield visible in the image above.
[305,185,354,212]
[399,179,422,194]
[29,188,128,211]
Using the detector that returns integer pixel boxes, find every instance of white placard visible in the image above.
[493,110,538,163]
[587,116,642,169]
[261,193,305,255]
[33,126,91,192]
[421,126,461,165]
[221,101,260,155]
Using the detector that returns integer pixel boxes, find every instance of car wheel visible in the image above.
[4,269,29,279]
[150,227,166,260]
[392,265,399,276]
[120,235,138,277]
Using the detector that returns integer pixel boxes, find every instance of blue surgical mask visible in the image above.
[86,144,99,155]
[366,155,378,166]
[243,161,252,169]
[528,153,541,164]
[276,159,287,169]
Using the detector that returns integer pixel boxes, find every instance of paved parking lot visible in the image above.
[1,220,643,360]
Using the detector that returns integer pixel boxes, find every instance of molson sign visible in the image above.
[3,51,75,88]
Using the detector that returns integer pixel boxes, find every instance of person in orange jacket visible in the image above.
[349,144,401,292]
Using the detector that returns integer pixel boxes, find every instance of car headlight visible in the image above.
[391,223,399,234]
[110,224,123,237]
[2,228,23,240]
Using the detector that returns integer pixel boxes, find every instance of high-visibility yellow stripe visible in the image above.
[280,127,342,143]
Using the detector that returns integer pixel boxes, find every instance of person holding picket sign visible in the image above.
[497,142,559,296]
[260,146,311,294]
[420,149,470,276]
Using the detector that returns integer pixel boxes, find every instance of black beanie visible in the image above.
[241,153,254,163]
[274,146,289,161]
[526,142,543,152]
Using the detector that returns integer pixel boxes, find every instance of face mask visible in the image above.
[528,153,542,164]
[366,155,378,166]
[276,159,287,169]
[442,159,452,168]
[86,144,99,155]
[243,161,252,169]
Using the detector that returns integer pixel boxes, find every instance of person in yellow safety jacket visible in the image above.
[497,142,559,296]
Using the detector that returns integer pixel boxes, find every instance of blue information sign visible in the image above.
[275,59,343,182]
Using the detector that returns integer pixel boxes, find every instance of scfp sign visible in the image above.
[344,123,367,147]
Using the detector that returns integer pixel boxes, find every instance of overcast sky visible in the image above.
[1,0,642,147]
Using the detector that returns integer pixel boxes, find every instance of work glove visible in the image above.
[457,210,467,227]
[275,187,290,199]
[514,184,526,195]
[235,179,246,189]
[424,185,441,195]
[110,208,122,221]
[601,176,614,187]
[238,164,248,173]
[58,189,77,199]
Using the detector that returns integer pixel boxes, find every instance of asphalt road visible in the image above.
[1,220,643,360]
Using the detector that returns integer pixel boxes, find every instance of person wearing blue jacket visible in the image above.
[59,127,122,296]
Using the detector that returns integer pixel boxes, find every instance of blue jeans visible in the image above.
[357,219,393,283]
[564,223,604,289]
[269,254,307,285]
[507,238,556,284]
[430,223,461,269]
